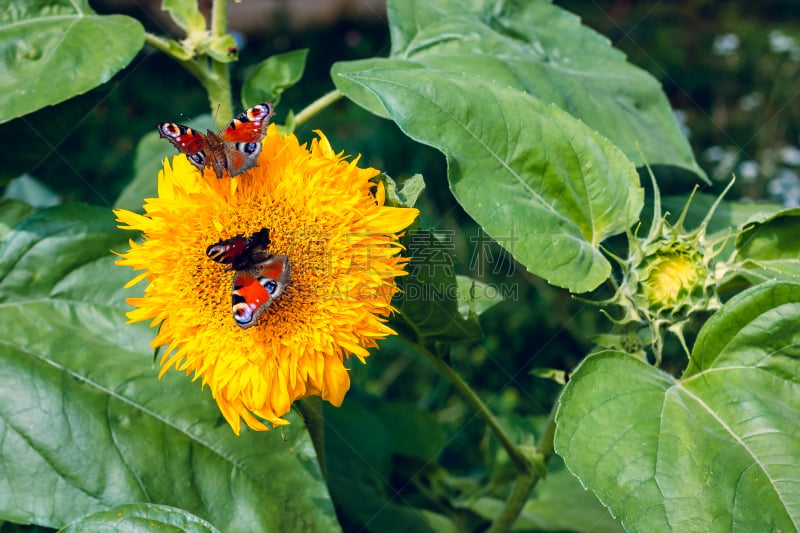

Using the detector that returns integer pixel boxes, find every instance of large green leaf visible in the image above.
[730,207,800,285]
[554,281,800,532]
[114,131,176,213]
[0,205,339,531]
[60,504,219,533]
[0,0,144,123]
[241,49,309,109]
[0,199,33,238]
[344,69,642,292]
[334,0,704,179]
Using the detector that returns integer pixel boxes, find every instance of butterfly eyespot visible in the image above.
[190,153,205,164]
[241,142,259,155]
[233,303,254,324]
[262,279,278,294]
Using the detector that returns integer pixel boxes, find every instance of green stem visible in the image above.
[415,344,530,473]
[210,0,228,37]
[487,405,557,533]
[297,396,327,480]
[487,470,536,533]
[293,90,344,130]
[145,32,206,83]
[207,0,232,127]
[144,32,177,56]
[414,342,559,530]
[207,60,233,129]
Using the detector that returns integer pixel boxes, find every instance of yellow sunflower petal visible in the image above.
[115,124,418,433]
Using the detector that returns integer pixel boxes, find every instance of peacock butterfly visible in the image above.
[158,103,274,179]
[206,228,292,329]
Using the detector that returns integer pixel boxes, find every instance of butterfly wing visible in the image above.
[254,254,292,301]
[221,103,274,143]
[231,254,291,329]
[206,228,271,270]
[157,123,209,171]
[206,234,248,265]
[220,102,274,177]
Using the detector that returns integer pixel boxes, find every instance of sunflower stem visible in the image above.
[416,345,528,470]
[413,342,558,529]
[487,469,537,533]
[293,90,344,130]
[207,0,233,127]
[488,401,557,533]
[207,60,233,129]
[145,8,233,128]
[297,396,327,480]
[210,0,227,37]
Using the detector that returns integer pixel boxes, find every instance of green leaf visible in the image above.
[345,69,643,292]
[455,275,504,318]
[241,49,309,108]
[336,0,705,180]
[0,0,144,123]
[466,458,624,532]
[60,504,220,533]
[332,58,420,119]
[554,281,800,532]
[392,229,484,346]
[375,172,425,209]
[0,205,339,531]
[161,0,207,34]
[114,131,176,212]
[519,458,625,533]
[200,34,238,64]
[0,199,33,239]
[3,174,60,208]
[730,207,800,285]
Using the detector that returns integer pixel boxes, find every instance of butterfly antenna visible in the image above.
[212,103,221,129]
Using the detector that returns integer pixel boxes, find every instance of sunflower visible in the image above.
[114,125,418,434]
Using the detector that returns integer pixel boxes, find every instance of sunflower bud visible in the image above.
[638,249,708,312]
[596,179,734,363]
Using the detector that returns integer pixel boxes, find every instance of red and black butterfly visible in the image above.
[158,103,274,179]
[206,228,291,329]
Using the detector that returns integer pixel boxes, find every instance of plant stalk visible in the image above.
[293,90,344,130]
[297,396,327,480]
[207,0,233,127]
[415,343,559,530]
[416,345,530,473]
[487,403,558,532]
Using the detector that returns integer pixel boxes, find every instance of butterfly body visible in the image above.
[206,228,291,329]
[158,103,274,179]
